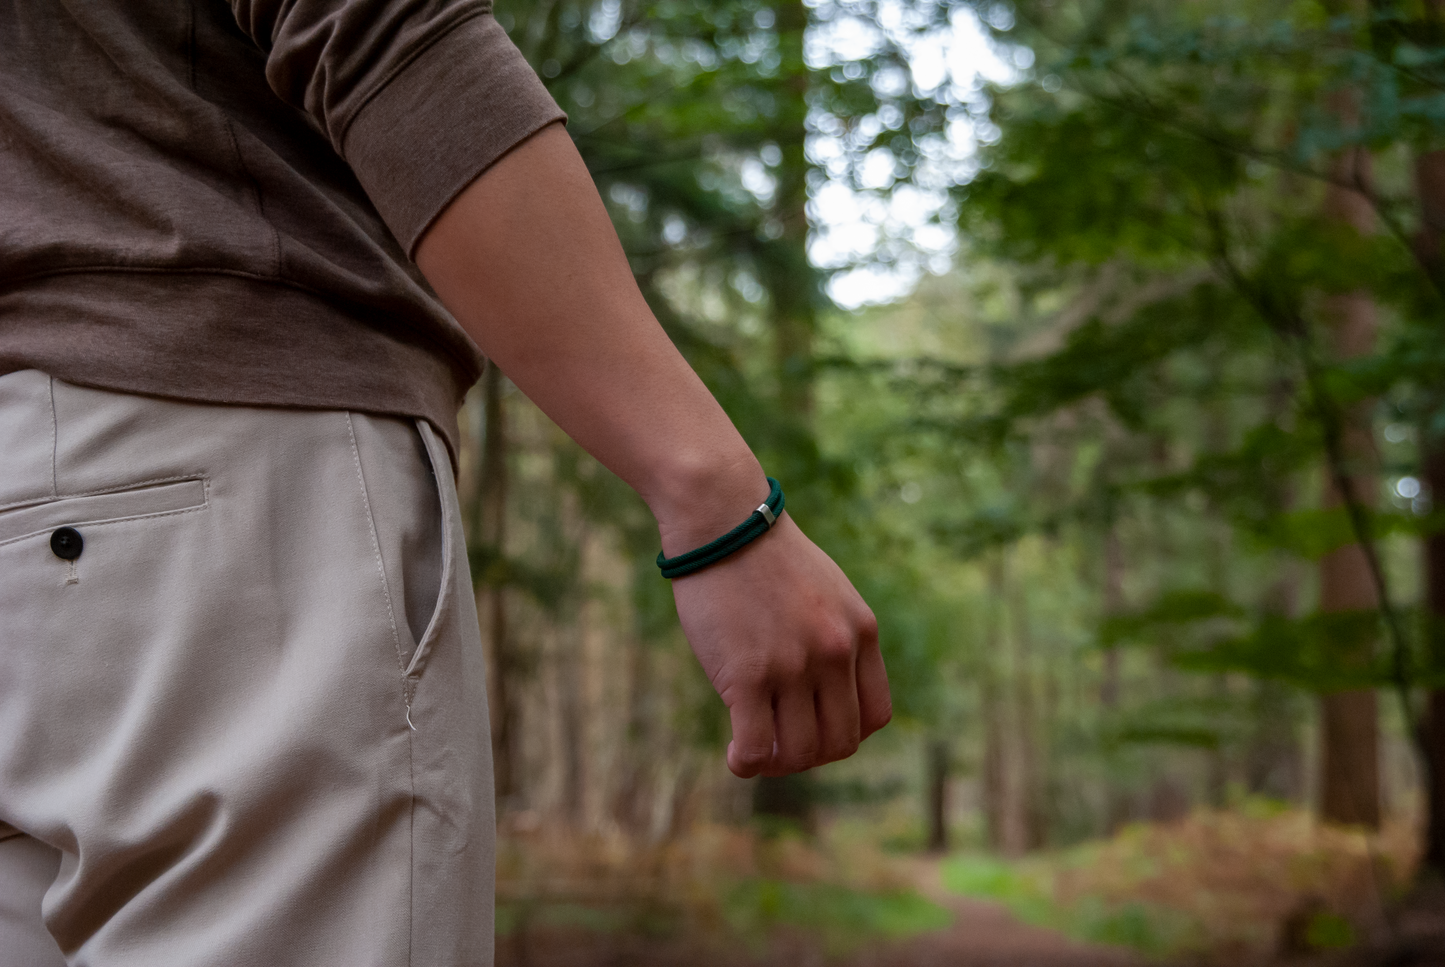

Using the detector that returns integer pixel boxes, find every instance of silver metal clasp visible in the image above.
[758,504,776,527]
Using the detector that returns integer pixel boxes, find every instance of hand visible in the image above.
[670,514,891,778]
[411,127,888,774]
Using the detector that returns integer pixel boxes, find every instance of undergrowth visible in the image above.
[493,806,1418,961]
[940,805,1419,961]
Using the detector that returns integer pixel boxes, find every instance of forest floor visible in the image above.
[493,809,1435,967]
[496,892,1139,967]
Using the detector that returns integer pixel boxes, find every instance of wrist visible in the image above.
[646,449,770,558]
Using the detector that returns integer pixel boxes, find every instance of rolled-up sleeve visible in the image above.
[229,0,566,255]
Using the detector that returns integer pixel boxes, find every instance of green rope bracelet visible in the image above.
[656,477,785,579]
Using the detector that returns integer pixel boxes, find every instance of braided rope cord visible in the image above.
[656,477,785,579]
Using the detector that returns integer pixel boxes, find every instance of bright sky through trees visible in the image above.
[805,0,1020,307]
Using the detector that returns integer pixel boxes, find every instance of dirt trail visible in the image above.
[498,896,1140,967]
[844,897,1140,967]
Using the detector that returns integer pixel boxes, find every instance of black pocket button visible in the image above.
[50,527,83,561]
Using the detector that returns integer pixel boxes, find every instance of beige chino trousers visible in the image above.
[0,370,495,966]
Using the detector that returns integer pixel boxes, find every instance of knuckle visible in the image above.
[811,628,855,670]
[858,609,880,644]
[825,629,856,659]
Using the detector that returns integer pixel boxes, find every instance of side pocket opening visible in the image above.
[403,421,458,681]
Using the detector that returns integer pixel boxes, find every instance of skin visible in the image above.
[415,121,890,778]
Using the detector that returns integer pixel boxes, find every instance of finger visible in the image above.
[766,687,821,776]
[815,658,861,764]
[726,691,776,779]
[855,618,892,740]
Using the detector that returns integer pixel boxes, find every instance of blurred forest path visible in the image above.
[496,916,1136,967]
[825,893,1141,967]
[496,888,1140,967]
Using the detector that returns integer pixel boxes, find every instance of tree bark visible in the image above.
[1418,444,1445,873]
[1413,146,1445,875]
[1316,142,1381,829]
[925,738,950,853]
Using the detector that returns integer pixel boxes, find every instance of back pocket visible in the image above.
[0,478,207,548]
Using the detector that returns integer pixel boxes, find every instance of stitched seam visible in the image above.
[222,119,282,278]
[47,377,57,497]
[0,475,206,514]
[346,413,409,679]
[408,729,417,967]
[0,502,210,550]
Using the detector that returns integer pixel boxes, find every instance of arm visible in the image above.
[415,122,890,777]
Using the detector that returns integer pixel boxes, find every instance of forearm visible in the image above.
[415,121,890,778]
[415,122,764,551]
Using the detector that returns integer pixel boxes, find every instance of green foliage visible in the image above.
[723,878,953,953]
[940,854,1197,956]
[495,900,631,937]
[1304,910,1356,950]
[941,853,1033,900]
[929,0,1445,717]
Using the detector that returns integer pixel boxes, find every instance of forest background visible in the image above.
[460,0,1445,961]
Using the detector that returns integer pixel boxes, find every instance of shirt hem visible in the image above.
[0,271,478,461]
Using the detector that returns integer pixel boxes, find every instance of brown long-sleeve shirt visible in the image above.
[0,0,565,454]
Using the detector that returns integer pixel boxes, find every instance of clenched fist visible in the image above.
[670,512,891,778]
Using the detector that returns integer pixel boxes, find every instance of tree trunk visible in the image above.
[980,552,1034,854]
[981,553,1009,851]
[925,738,950,854]
[1101,527,1124,709]
[1316,141,1381,829]
[1415,147,1445,877]
[613,632,655,833]
[557,621,585,826]
[478,362,520,803]
[1248,388,1306,802]
[1204,390,1232,808]
[1418,464,1445,874]
[1011,576,1046,849]
[1421,689,1445,876]
[1100,525,1132,831]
